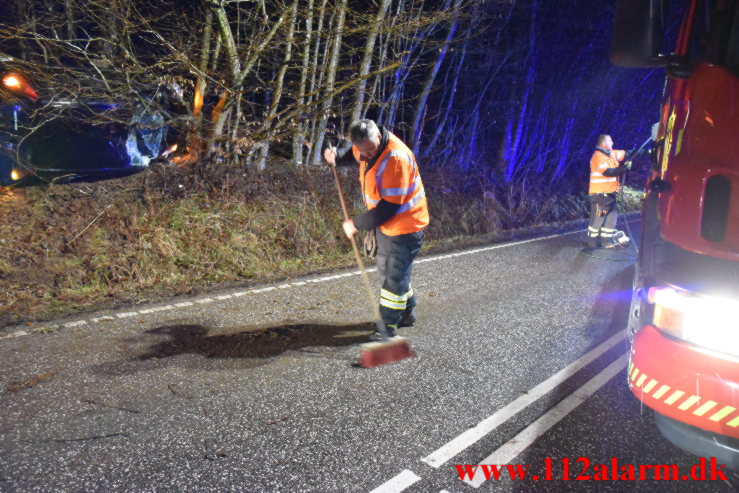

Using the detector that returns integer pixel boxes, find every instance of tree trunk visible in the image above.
[194,7,213,122]
[425,34,468,156]
[350,0,391,124]
[410,0,460,153]
[310,0,348,167]
[305,0,334,165]
[205,1,287,158]
[292,0,315,165]
[502,0,537,182]
[258,0,298,170]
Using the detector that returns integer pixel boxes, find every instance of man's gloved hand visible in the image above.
[624,160,633,170]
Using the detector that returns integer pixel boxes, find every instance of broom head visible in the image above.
[357,337,415,368]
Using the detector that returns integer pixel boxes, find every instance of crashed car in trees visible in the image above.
[0,57,183,186]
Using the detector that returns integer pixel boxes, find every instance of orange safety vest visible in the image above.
[589,148,625,194]
[353,131,429,236]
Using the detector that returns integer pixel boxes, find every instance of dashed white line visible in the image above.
[116,312,138,319]
[3,330,29,338]
[464,354,629,488]
[147,306,172,313]
[422,331,626,468]
[368,470,421,493]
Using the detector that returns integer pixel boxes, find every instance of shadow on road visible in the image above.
[138,322,375,360]
[94,321,377,375]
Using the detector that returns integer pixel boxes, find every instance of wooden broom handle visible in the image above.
[329,160,384,325]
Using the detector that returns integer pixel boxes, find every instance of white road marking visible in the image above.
[116,312,138,319]
[368,470,421,493]
[421,331,626,468]
[4,330,29,338]
[464,353,629,488]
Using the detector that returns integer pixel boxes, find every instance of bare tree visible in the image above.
[309,0,348,167]
[350,0,392,124]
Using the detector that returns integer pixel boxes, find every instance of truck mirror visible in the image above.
[610,0,666,68]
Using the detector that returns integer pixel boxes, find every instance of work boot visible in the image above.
[600,236,626,249]
[614,230,630,246]
[399,308,416,327]
[369,324,397,341]
[586,237,599,249]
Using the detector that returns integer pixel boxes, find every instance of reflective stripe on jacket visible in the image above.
[355,131,429,236]
[589,148,625,194]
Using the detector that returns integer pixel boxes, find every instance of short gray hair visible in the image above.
[349,119,380,144]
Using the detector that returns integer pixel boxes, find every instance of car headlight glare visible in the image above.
[648,286,739,357]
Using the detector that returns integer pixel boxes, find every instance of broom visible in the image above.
[328,148,414,368]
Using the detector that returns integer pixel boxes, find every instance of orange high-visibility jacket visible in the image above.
[352,131,429,236]
[589,148,625,194]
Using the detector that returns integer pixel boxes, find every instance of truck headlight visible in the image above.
[648,286,739,357]
[10,169,21,181]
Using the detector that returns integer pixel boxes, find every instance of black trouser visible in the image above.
[375,228,424,331]
[587,193,618,242]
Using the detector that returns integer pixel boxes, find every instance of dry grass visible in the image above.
[0,163,641,327]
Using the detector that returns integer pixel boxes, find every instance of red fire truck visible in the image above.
[611,0,739,467]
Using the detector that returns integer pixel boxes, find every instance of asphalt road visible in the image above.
[1,220,737,492]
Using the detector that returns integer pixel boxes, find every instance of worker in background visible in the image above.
[587,134,631,248]
[323,119,429,339]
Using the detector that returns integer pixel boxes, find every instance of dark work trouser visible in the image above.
[375,228,425,332]
[587,193,618,243]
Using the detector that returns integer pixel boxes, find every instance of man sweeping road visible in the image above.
[324,119,429,340]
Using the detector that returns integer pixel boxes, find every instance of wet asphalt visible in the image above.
[1,219,737,492]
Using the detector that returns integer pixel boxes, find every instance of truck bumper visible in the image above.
[628,324,739,438]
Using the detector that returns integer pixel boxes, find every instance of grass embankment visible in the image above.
[0,164,643,328]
